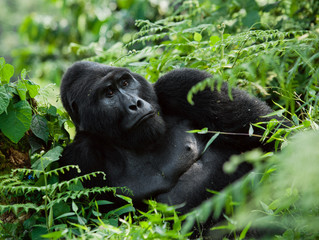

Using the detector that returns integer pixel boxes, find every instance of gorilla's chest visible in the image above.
[107,121,202,199]
[124,121,200,176]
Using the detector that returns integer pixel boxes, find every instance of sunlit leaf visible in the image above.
[0,62,14,84]
[194,32,202,42]
[210,35,220,46]
[16,80,27,100]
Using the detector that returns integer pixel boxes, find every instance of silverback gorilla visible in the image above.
[59,61,276,213]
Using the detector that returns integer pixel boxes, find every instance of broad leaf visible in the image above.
[0,63,14,84]
[0,85,10,115]
[209,35,220,46]
[26,80,40,98]
[0,100,32,143]
[194,32,202,42]
[31,146,63,170]
[242,10,260,27]
[16,80,27,100]
[31,115,49,143]
[47,105,57,116]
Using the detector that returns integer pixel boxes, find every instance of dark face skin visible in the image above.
[96,70,154,131]
[60,61,166,149]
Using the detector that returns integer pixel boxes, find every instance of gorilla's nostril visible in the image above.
[129,100,143,111]
[129,105,137,111]
[137,100,143,108]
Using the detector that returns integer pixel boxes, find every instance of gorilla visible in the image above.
[59,61,277,213]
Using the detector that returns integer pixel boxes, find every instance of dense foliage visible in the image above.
[0,0,318,239]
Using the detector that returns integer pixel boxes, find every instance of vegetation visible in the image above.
[0,0,318,239]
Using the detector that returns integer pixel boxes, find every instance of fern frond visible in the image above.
[0,203,45,215]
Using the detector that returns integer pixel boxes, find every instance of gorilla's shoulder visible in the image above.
[156,68,212,86]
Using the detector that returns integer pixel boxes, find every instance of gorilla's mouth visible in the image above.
[134,112,156,128]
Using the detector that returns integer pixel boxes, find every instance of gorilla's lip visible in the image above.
[134,112,155,127]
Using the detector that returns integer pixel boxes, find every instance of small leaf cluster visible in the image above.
[0,57,69,151]
[0,58,37,143]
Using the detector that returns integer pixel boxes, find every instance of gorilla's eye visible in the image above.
[106,88,114,97]
[121,80,129,87]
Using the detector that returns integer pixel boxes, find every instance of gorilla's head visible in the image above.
[61,61,166,148]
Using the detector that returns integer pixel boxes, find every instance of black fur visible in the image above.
[60,61,277,213]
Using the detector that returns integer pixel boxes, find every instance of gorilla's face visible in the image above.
[100,71,157,130]
[61,61,166,147]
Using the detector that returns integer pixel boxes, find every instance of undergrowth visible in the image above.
[1,0,319,239]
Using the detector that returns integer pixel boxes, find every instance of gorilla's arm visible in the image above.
[60,138,165,200]
[154,69,278,151]
[60,130,200,201]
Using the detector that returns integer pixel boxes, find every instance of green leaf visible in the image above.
[0,100,32,143]
[0,85,11,115]
[96,200,114,206]
[31,146,63,170]
[209,35,220,46]
[187,91,194,105]
[29,135,43,154]
[72,201,78,212]
[292,114,299,126]
[112,204,135,216]
[43,146,63,162]
[117,0,134,9]
[31,226,47,240]
[197,128,209,134]
[0,63,14,84]
[67,181,84,191]
[262,2,280,12]
[239,221,252,240]
[47,105,57,116]
[55,212,76,220]
[16,80,27,100]
[25,80,40,98]
[202,132,220,154]
[242,10,260,28]
[223,34,231,40]
[194,32,202,42]
[249,124,254,136]
[48,207,54,228]
[41,231,64,240]
[187,128,208,134]
[262,109,285,118]
[31,115,49,143]
[21,69,27,80]
[260,201,273,214]
[303,120,311,128]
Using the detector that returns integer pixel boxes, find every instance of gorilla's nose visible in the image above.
[129,99,144,111]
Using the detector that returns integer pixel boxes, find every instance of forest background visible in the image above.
[0,0,318,239]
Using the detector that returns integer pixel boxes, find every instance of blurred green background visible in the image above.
[1,0,318,86]
[0,0,171,84]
